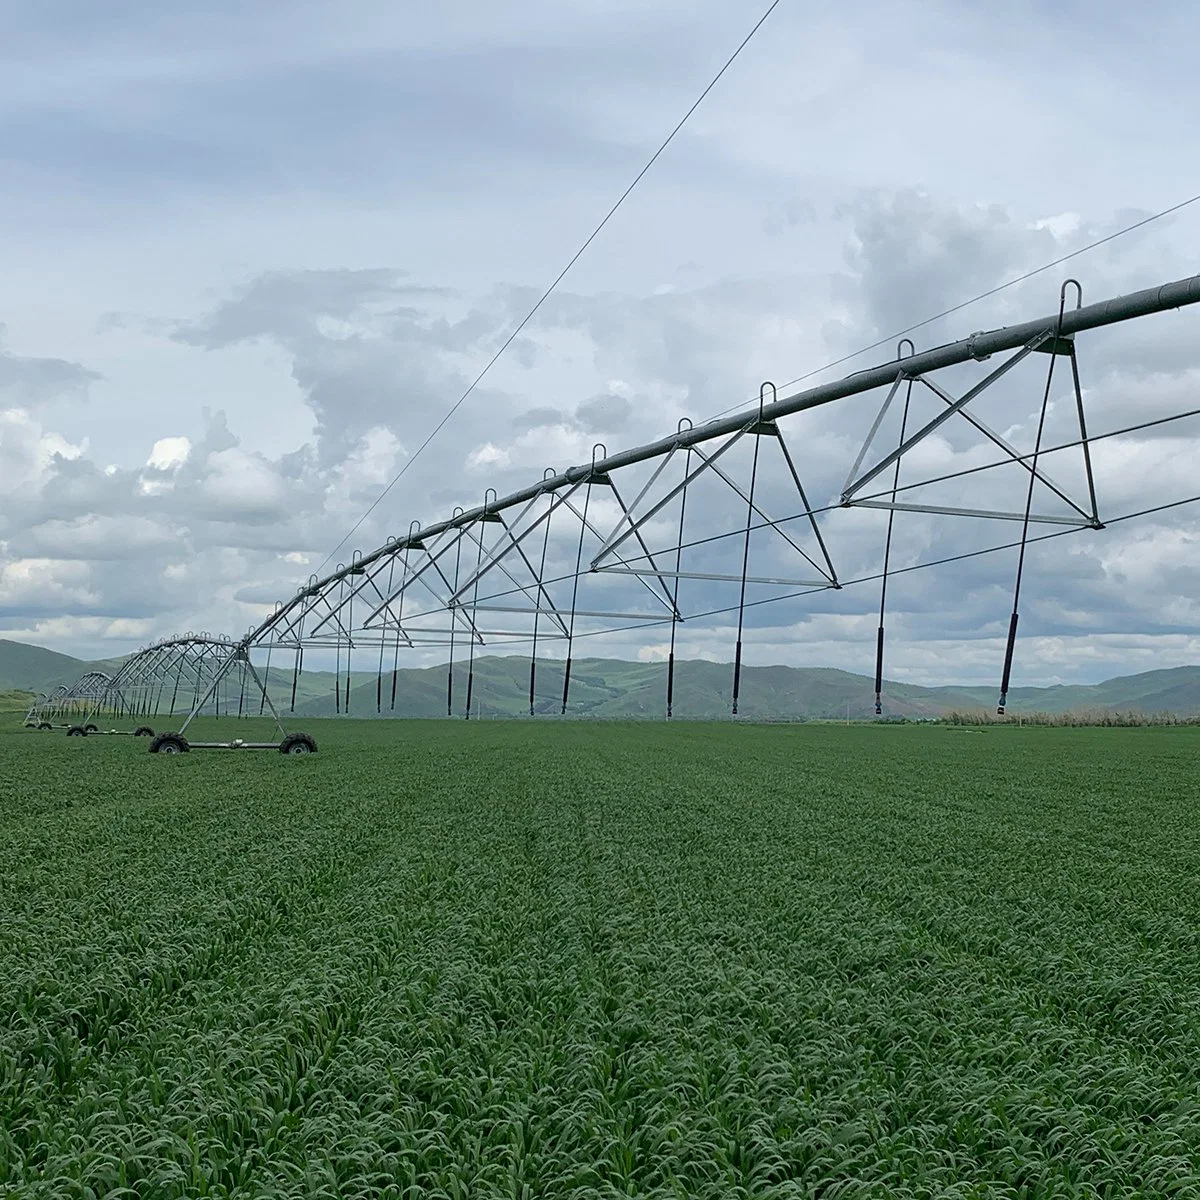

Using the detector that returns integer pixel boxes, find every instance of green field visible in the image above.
[3,717,1200,1197]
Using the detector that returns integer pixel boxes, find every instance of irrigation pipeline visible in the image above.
[248,271,1200,652]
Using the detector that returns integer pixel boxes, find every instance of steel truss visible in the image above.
[28,634,293,743]
[84,271,1200,726]
[24,672,117,730]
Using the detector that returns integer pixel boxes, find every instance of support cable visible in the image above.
[553,396,1200,574]
[1068,342,1102,526]
[998,281,1079,714]
[313,0,785,580]
[704,191,1200,426]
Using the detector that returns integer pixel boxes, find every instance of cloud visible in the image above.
[0,330,101,408]
[576,392,632,433]
[2,0,1200,678]
[146,435,190,470]
[8,192,1200,678]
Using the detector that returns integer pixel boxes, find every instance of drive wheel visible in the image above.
[149,733,190,755]
[279,732,317,755]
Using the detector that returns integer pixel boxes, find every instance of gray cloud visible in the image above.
[2,0,1200,676]
[0,330,101,407]
[576,393,632,433]
[512,406,568,433]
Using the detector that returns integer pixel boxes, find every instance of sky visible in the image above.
[2,0,1200,688]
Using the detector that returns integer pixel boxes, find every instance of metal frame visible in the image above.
[241,271,1200,720]
[31,271,1200,731]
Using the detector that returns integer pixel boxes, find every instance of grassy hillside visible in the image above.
[284,656,1200,721]
[6,637,1200,720]
[0,639,91,692]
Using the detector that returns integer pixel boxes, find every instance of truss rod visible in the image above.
[250,272,1200,651]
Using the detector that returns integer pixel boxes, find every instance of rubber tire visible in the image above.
[84,724,99,733]
[280,732,318,755]
[38,722,53,730]
[149,733,189,755]
[67,726,87,737]
[133,726,154,737]
[23,721,36,728]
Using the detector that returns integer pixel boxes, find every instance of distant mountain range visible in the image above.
[4,637,1200,721]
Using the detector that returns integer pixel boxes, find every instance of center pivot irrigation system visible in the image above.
[38,270,1200,751]
[27,635,317,753]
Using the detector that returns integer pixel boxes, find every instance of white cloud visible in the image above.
[638,643,670,662]
[146,435,191,470]
[1032,211,1083,239]
[466,442,510,471]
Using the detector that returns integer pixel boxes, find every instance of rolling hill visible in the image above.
[4,637,1200,721]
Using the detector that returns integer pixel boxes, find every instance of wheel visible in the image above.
[23,721,36,728]
[133,726,154,737]
[149,733,190,755]
[84,724,99,733]
[279,732,318,755]
[67,725,87,737]
[38,722,52,731]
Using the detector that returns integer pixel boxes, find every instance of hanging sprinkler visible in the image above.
[666,418,693,720]
[464,489,497,720]
[391,521,421,711]
[446,507,466,718]
[997,279,1082,715]
[875,339,916,717]
[562,444,605,715]
[529,467,557,717]
[731,384,773,717]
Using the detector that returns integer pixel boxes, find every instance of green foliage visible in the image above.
[3,715,1200,1195]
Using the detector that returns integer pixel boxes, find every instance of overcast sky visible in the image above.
[2,0,1199,688]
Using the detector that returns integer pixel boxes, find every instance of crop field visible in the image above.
[3,717,1200,1197]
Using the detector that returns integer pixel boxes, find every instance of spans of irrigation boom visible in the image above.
[46,269,1200,744]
